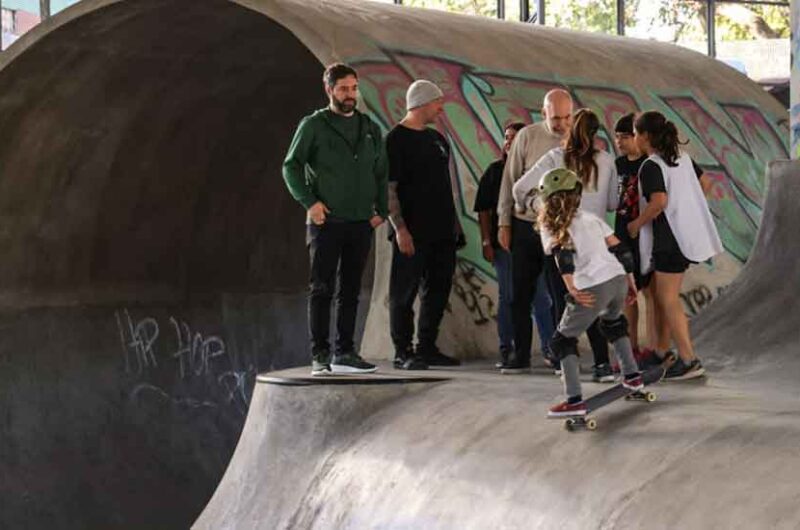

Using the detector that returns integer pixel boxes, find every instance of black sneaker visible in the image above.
[311,352,331,376]
[395,355,428,370]
[420,347,461,367]
[495,349,512,369]
[331,352,377,374]
[500,354,531,375]
[640,350,672,371]
[664,357,705,380]
[592,363,615,383]
[394,347,413,369]
[543,349,561,375]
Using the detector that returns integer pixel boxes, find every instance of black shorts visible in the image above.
[653,250,693,274]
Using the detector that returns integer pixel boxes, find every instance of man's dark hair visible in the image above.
[323,63,358,88]
[614,113,635,134]
[505,122,526,133]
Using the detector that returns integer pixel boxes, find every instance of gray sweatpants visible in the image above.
[558,274,639,400]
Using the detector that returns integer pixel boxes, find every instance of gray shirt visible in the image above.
[497,121,563,226]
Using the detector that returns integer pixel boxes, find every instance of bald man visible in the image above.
[496,89,574,373]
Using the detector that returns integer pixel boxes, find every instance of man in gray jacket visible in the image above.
[496,89,573,373]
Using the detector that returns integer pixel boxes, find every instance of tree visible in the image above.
[401,0,788,44]
[405,0,497,17]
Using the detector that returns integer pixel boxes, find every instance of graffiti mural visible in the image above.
[354,49,788,308]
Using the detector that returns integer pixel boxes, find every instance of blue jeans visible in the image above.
[493,248,555,355]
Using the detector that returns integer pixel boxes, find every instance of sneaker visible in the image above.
[548,400,587,418]
[665,357,705,381]
[640,350,671,371]
[543,350,562,375]
[395,355,428,370]
[622,373,644,392]
[331,352,377,374]
[592,363,615,383]
[495,349,512,369]
[311,352,332,376]
[420,347,461,367]
[393,347,413,369]
[500,357,531,375]
[613,347,657,373]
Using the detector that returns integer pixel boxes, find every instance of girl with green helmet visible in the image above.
[537,167,645,417]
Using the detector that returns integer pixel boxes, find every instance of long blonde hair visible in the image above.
[538,188,582,249]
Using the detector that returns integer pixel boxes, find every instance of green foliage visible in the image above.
[402,0,788,44]
[405,0,497,17]
[547,0,616,34]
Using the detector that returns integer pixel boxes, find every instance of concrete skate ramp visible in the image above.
[197,364,800,529]
[0,1,329,529]
[198,163,800,529]
[692,160,800,386]
[0,0,789,528]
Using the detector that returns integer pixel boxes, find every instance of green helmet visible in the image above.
[538,168,581,200]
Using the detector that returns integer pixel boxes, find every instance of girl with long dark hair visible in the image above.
[627,111,722,380]
[513,108,619,382]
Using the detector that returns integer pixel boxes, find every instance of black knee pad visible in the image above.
[599,315,629,343]
[550,332,579,361]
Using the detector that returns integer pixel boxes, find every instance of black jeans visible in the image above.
[546,255,611,367]
[389,239,456,354]
[510,218,545,363]
[307,220,373,357]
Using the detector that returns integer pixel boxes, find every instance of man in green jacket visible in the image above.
[283,63,388,376]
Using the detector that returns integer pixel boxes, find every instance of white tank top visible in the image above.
[637,152,723,274]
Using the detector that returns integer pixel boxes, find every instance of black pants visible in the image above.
[389,239,456,354]
[547,257,611,366]
[307,220,373,357]
[511,218,545,362]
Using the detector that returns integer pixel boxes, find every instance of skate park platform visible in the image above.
[0,0,792,528]
[195,161,800,529]
[197,352,800,529]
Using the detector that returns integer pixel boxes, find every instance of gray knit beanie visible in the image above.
[406,80,444,110]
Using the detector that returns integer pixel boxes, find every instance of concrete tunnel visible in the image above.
[0,0,790,529]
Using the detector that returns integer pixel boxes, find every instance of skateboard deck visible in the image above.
[564,352,676,431]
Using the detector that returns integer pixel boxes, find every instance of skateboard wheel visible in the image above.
[645,392,657,403]
[586,418,597,430]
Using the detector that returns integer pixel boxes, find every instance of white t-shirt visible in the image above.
[541,210,625,290]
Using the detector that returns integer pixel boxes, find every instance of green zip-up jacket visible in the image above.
[282,108,388,221]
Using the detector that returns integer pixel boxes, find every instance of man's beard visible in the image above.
[333,97,357,113]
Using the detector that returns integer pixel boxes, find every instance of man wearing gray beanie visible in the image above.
[385,80,464,370]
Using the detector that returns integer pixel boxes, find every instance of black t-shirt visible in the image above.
[614,155,647,241]
[473,158,504,249]
[639,159,704,254]
[327,112,360,148]
[386,125,456,244]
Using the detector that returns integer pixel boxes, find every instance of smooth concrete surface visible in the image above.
[0,0,789,528]
[197,162,800,529]
[196,361,800,529]
[0,2,329,528]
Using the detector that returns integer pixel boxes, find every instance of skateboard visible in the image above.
[564,352,676,432]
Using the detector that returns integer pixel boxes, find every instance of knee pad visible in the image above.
[599,315,628,343]
[550,332,579,361]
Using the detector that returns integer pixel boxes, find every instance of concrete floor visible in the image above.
[195,357,800,529]
[196,162,800,529]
